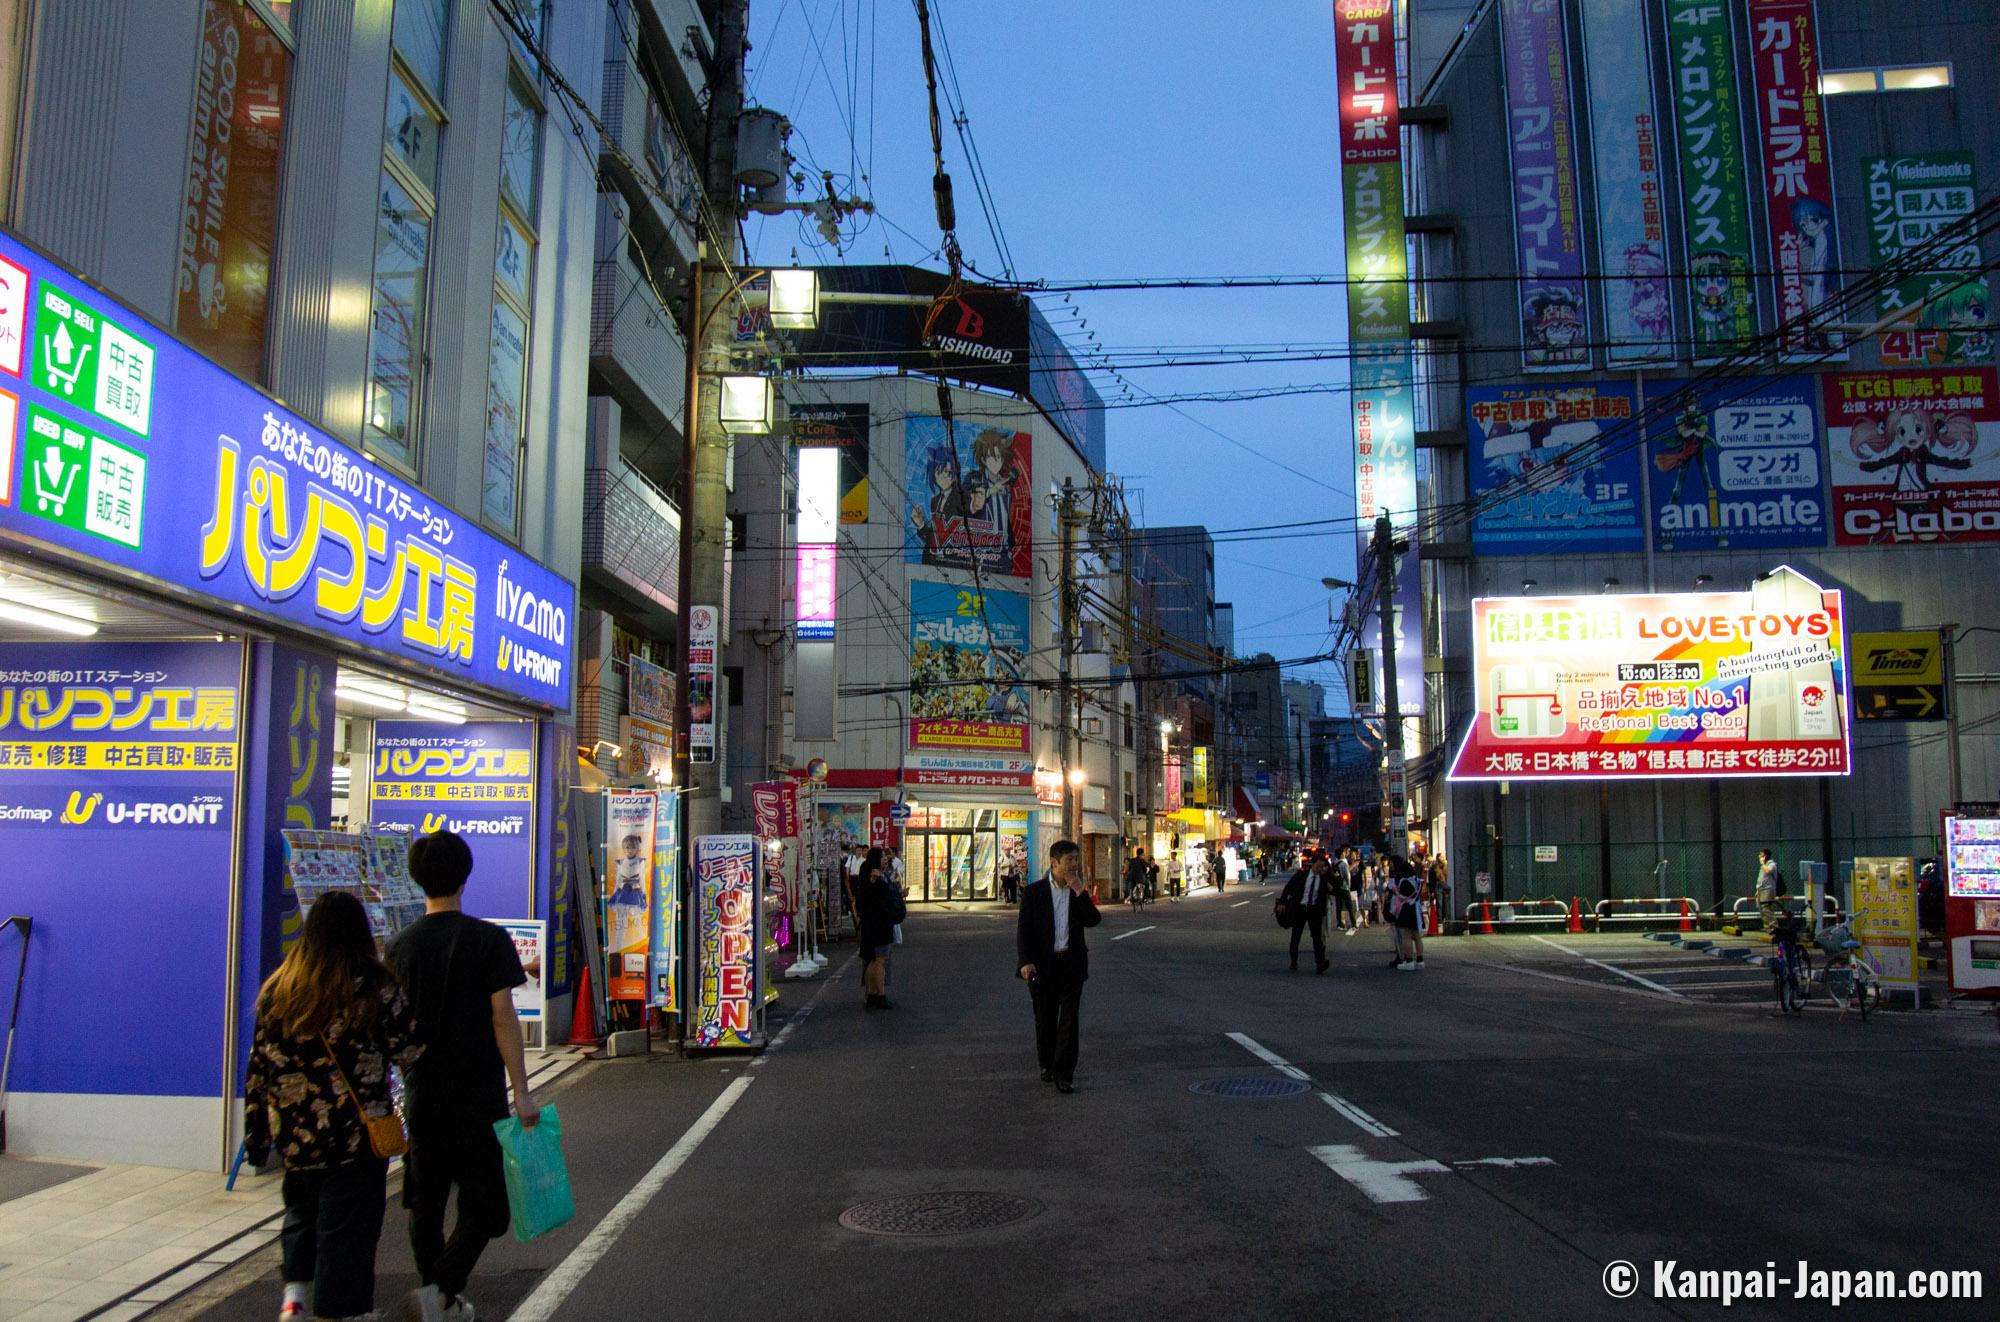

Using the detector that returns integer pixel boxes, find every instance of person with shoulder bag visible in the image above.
[856,847,903,1009]
[245,890,422,1322]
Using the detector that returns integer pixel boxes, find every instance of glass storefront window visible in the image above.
[483,297,527,528]
[391,0,450,95]
[499,77,539,217]
[384,65,442,186]
[364,171,430,466]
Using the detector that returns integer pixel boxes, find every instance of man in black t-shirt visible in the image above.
[388,830,538,1322]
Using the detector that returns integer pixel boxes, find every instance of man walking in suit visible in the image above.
[1017,839,1100,1094]
[1279,853,1332,973]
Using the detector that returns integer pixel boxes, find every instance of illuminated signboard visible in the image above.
[1448,566,1850,781]
[1946,817,2000,899]
[795,445,837,641]
[796,544,835,640]
[0,226,573,707]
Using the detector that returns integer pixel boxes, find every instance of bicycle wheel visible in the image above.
[1856,970,1880,1019]
[1822,963,1851,1013]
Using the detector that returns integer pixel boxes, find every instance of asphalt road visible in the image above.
[188,883,1999,1321]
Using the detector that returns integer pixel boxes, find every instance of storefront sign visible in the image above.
[619,713,673,782]
[1189,746,1211,807]
[904,417,1032,579]
[909,580,1030,753]
[795,543,836,640]
[1850,630,1946,722]
[1746,0,1844,358]
[690,833,761,1048]
[650,789,680,1010]
[1466,381,1645,553]
[789,400,871,522]
[1033,768,1064,807]
[1499,0,1591,371]
[1,641,241,1099]
[1164,754,1183,813]
[0,227,575,708]
[1823,367,2000,545]
[1663,0,1757,359]
[1647,376,1826,551]
[1848,856,1918,990]
[1579,0,1671,365]
[366,720,535,917]
[1448,567,1850,781]
[909,751,1032,788]
[603,790,655,1001]
[750,780,800,838]
[627,653,673,723]
[495,919,546,1023]
[1866,152,1989,367]
[687,604,718,763]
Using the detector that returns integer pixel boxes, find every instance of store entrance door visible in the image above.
[912,828,998,901]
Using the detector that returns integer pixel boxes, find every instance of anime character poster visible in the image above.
[1499,0,1592,372]
[1746,0,1845,359]
[1867,152,1990,368]
[908,580,1032,753]
[1824,367,2000,545]
[1465,382,1646,554]
[903,416,1032,578]
[1647,376,1827,552]
[1579,0,1673,365]
[1663,0,1758,360]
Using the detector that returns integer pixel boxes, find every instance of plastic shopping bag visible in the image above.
[494,1104,576,1242]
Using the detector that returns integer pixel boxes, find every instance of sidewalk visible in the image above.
[0,1048,589,1321]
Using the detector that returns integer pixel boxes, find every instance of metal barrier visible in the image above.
[1466,899,1572,933]
[1728,895,1845,931]
[1594,897,1699,930]
[2,914,31,1153]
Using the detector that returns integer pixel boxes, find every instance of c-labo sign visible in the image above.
[0,226,573,708]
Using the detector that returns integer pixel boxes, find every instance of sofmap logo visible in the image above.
[60,791,102,824]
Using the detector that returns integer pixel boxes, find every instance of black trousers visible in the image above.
[404,1116,513,1301]
[1333,889,1357,929]
[280,1157,388,1319]
[1289,913,1328,967]
[1029,968,1084,1082]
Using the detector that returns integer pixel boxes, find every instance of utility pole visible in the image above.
[675,0,748,843]
[1059,478,1080,844]
[1373,512,1407,849]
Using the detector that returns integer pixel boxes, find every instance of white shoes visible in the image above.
[1395,960,1416,970]
[404,1287,445,1322]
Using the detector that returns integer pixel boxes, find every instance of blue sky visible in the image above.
[745,0,1356,701]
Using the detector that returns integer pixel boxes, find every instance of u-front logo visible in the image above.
[422,811,447,834]
[60,790,102,824]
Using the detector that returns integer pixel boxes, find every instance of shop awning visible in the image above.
[1232,785,1265,822]
[1257,820,1300,842]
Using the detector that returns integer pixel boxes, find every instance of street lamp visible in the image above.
[1321,576,1357,591]
[766,267,820,329]
[718,373,775,434]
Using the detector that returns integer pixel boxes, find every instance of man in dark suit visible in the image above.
[1017,839,1100,1094]
[1279,853,1332,973]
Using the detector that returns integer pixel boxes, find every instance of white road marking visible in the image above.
[1319,1091,1398,1138]
[1528,934,1584,956]
[510,1076,753,1322]
[1231,901,1251,908]
[1478,961,1683,1002]
[1526,933,1684,996]
[1453,1156,1556,1169]
[1112,925,1156,941]
[1309,1144,1448,1204]
[1224,1031,1311,1082]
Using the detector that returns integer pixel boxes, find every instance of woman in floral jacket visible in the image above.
[246,890,422,1321]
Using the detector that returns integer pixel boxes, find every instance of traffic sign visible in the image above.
[1852,630,1948,722]
[888,803,912,824]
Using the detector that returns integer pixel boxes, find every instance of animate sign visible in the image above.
[1448,567,1850,781]
[0,227,573,707]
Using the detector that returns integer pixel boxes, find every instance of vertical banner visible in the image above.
[1500,0,1592,371]
[367,720,536,916]
[1579,0,1673,365]
[1663,0,1758,360]
[691,833,762,1049]
[650,789,681,1010]
[750,780,800,839]
[1866,152,1989,367]
[869,800,897,851]
[1465,381,1647,552]
[1823,366,2000,545]
[687,604,718,763]
[1746,0,1844,358]
[603,790,656,1001]
[1334,1,1423,721]
[1164,755,1183,814]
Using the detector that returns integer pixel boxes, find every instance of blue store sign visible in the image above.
[367,719,537,917]
[0,227,573,707]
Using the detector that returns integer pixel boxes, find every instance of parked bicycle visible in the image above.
[1770,911,1812,1015]
[1815,921,1881,1019]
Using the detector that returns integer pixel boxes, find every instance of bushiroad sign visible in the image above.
[1852,629,1948,722]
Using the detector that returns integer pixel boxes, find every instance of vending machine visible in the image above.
[1943,812,2000,997]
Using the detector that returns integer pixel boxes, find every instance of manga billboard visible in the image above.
[1448,568,1850,781]
[1746,0,1844,358]
[1465,381,1645,554]
[1866,152,1990,368]
[1823,367,2000,545]
[909,580,1030,754]
[903,416,1032,579]
[1500,0,1592,371]
[1579,0,1672,365]
[1663,0,1757,360]
[1647,376,1827,552]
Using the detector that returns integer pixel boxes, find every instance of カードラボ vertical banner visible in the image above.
[1746,0,1844,359]
[1579,0,1673,365]
[1499,0,1592,372]
[1866,152,1990,367]
[1662,0,1758,360]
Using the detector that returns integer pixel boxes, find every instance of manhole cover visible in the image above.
[1189,1075,1313,1099]
[839,1192,1043,1237]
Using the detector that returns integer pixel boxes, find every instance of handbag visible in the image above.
[323,1033,408,1160]
[1273,898,1293,930]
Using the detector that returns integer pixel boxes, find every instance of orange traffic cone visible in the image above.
[1427,897,1442,936]
[1568,896,1585,934]
[569,963,598,1045]
[1474,903,1492,935]
[1679,898,1694,932]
